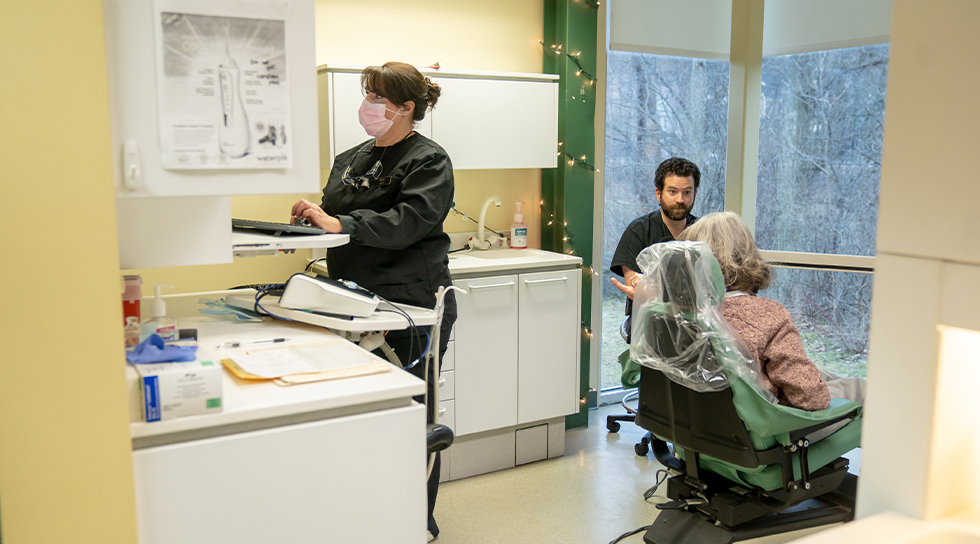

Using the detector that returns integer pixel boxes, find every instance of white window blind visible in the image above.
[763,0,892,56]
[609,0,891,60]
[609,0,732,60]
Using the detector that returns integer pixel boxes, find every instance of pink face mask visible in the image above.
[358,99,405,137]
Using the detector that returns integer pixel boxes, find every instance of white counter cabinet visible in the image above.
[133,405,425,544]
[442,258,582,480]
[452,274,520,435]
[452,270,580,435]
[129,317,428,544]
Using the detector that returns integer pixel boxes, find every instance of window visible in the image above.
[601,50,729,390]
[755,44,889,376]
[759,268,872,378]
[756,45,889,256]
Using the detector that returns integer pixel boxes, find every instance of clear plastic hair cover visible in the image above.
[630,241,777,403]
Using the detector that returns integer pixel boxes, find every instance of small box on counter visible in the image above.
[130,353,223,422]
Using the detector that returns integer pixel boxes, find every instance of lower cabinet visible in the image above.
[442,267,581,479]
[452,274,519,435]
[132,405,426,544]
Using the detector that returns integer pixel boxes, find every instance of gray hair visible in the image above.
[679,212,771,293]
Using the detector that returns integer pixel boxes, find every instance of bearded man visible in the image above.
[610,157,701,304]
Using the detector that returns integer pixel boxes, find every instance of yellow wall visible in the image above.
[135,0,546,295]
[315,0,545,246]
[0,3,547,539]
[0,2,138,543]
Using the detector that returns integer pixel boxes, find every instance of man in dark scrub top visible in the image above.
[609,157,701,338]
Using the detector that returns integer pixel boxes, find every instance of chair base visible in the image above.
[606,413,635,433]
[605,414,655,456]
[643,472,857,544]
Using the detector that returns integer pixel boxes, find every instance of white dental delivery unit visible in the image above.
[278,273,380,318]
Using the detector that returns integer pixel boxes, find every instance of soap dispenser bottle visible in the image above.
[510,202,528,249]
[141,285,178,342]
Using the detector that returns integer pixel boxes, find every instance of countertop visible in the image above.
[446,248,583,278]
[128,316,424,443]
[309,247,583,278]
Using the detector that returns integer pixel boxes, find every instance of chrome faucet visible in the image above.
[475,195,502,250]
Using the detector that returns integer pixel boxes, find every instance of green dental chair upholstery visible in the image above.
[628,242,862,544]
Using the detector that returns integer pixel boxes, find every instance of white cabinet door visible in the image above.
[518,269,582,423]
[429,77,558,170]
[132,405,426,544]
[453,275,519,435]
[325,71,432,169]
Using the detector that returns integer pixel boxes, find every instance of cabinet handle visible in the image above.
[469,281,516,290]
[438,407,447,415]
[524,277,568,285]
[438,377,447,386]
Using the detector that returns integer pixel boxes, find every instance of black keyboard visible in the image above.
[232,218,327,236]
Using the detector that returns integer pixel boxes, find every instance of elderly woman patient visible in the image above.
[678,212,866,411]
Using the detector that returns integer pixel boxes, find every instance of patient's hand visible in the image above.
[611,277,635,299]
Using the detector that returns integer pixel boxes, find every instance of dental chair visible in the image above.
[627,242,862,544]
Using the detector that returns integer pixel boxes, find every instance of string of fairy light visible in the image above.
[538,14,601,339]
[538,40,597,86]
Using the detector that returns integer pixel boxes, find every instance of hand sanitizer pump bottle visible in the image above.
[510,202,528,249]
[140,285,178,342]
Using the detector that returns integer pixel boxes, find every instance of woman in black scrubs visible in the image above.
[291,61,455,541]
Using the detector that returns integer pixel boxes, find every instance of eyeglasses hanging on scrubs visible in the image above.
[341,140,385,191]
[358,99,406,137]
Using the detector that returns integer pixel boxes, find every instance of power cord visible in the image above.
[643,469,672,502]
[607,469,672,544]
[450,204,505,237]
[608,525,654,544]
[305,257,326,272]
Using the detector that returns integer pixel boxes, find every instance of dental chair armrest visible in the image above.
[786,399,862,443]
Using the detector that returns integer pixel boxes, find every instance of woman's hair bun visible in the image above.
[424,76,441,109]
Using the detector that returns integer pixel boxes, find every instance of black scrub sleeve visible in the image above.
[337,152,454,250]
[609,221,645,277]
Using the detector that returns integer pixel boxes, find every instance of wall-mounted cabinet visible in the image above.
[319,65,558,170]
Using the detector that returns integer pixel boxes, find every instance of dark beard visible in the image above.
[661,203,691,221]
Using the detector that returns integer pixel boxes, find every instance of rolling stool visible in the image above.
[605,390,654,456]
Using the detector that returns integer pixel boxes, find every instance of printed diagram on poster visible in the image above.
[155,0,292,169]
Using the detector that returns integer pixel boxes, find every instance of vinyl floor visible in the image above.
[433,403,862,544]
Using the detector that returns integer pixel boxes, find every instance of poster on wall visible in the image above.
[154,0,292,169]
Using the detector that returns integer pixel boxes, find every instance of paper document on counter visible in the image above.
[224,339,391,379]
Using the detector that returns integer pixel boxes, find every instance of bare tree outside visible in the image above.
[755,45,889,379]
[601,51,729,389]
[601,45,888,389]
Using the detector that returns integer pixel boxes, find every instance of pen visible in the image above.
[216,338,290,349]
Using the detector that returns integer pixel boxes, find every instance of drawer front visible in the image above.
[442,339,455,371]
[438,370,455,401]
[437,400,455,483]
[438,399,455,432]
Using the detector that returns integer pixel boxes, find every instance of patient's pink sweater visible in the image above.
[722,295,830,411]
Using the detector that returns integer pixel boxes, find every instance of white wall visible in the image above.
[857,0,980,521]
